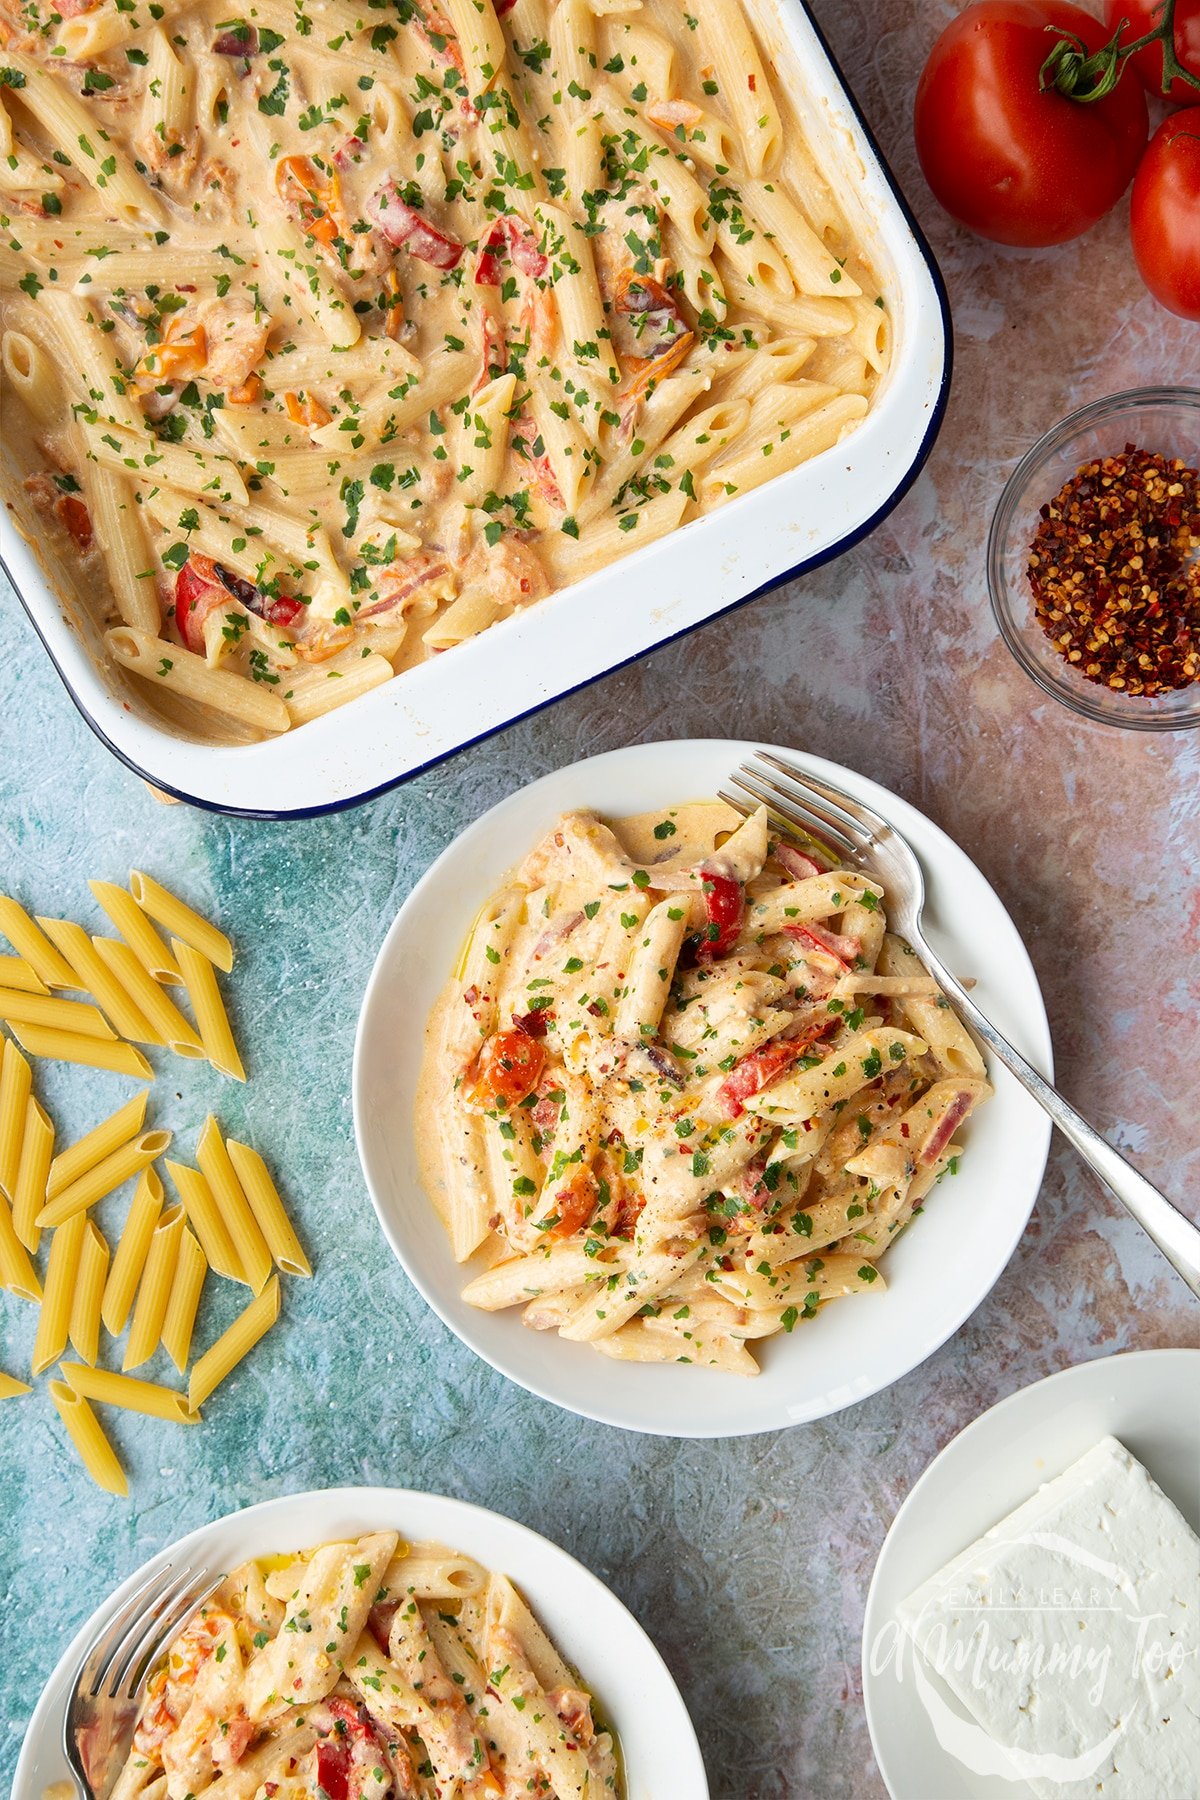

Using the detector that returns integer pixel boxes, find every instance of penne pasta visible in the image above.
[188,1275,280,1411]
[124,1204,185,1370]
[48,1092,149,1201]
[48,1380,129,1497]
[0,987,116,1041]
[68,1221,110,1366]
[0,899,78,989]
[12,1097,53,1253]
[165,1159,244,1284]
[33,1213,87,1375]
[0,1370,32,1399]
[102,1166,164,1337]
[0,956,48,995]
[61,1361,199,1423]
[160,1227,207,1373]
[89,880,182,985]
[38,1129,172,1231]
[129,872,233,973]
[36,918,162,1045]
[195,1117,273,1295]
[7,1023,153,1080]
[224,1140,310,1278]
[0,1035,32,1200]
[0,1192,42,1301]
[172,940,245,1081]
[90,938,203,1058]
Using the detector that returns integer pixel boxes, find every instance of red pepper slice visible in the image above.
[367,184,463,268]
[697,871,744,961]
[315,1740,350,1800]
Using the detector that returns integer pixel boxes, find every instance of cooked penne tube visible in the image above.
[224,1140,310,1278]
[165,1159,243,1283]
[33,1213,87,1375]
[48,1092,148,1201]
[129,872,233,973]
[38,1129,172,1230]
[48,1380,128,1497]
[61,1361,199,1423]
[90,938,203,1057]
[89,880,182,985]
[160,1226,206,1373]
[0,1035,31,1200]
[0,897,77,989]
[35,918,162,1045]
[102,1167,163,1337]
[172,940,245,1081]
[12,1096,53,1253]
[124,1203,185,1370]
[188,1275,280,1411]
[68,1221,110,1366]
[106,628,292,736]
[7,1023,153,1080]
[196,1117,273,1295]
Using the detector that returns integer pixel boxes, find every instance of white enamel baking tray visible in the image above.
[0,0,950,818]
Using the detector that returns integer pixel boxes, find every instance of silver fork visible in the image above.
[62,1561,222,1798]
[722,750,1200,1301]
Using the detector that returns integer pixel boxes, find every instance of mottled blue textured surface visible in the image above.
[2,3,1199,1795]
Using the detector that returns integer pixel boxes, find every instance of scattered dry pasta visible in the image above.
[0,873,307,1493]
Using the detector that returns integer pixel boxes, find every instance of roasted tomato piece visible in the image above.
[543,1167,599,1238]
[472,1026,546,1107]
[714,1039,803,1119]
[367,184,463,267]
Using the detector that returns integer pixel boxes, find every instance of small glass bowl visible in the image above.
[987,387,1200,731]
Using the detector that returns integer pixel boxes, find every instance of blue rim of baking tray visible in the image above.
[2,12,953,821]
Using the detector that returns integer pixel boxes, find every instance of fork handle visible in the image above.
[916,941,1200,1302]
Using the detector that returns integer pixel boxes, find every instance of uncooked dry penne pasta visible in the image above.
[0,1193,42,1302]
[12,1097,53,1254]
[160,1227,207,1374]
[224,1140,310,1278]
[172,941,245,1081]
[188,1275,280,1411]
[0,956,47,996]
[48,1093,149,1201]
[165,1160,243,1284]
[130,873,233,973]
[124,1204,185,1370]
[7,1024,153,1080]
[0,1371,32,1399]
[37,1130,172,1231]
[36,919,162,1045]
[68,1222,110,1366]
[102,1167,163,1337]
[48,1380,128,1497]
[0,988,116,1041]
[88,880,182,985]
[33,1213,87,1375]
[0,1035,31,1200]
[195,1117,273,1295]
[90,938,202,1058]
[62,1361,198,1424]
[0,899,77,990]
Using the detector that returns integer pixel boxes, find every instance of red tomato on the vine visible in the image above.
[914,1,1149,246]
[1104,0,1200,106]
[1130,108,1200,318]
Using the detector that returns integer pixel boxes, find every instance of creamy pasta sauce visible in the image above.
[417,802,991,1375]
[1,0,888,739]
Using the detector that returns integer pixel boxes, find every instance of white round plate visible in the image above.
[862,1347,1200,1800]
[354,739,1053,1438]
[16,1484,706,1800]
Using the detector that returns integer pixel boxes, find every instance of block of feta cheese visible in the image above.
[896,1434,1200,1799]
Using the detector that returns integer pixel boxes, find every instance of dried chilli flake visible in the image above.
[1027,444,1200,698]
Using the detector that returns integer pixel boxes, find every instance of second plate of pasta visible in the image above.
[354,741,1053,1437]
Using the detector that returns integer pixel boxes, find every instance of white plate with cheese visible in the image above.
[862,1348,1200,1800]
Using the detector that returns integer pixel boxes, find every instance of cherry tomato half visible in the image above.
[1130,108,1200,320]
[914,1,1148,246]
[472,1026,546,1107]
[1104,0,1200,106]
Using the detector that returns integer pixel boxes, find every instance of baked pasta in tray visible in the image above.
[92,1529,621,1798]
[417,803,991,1376]
[0,0,888,742]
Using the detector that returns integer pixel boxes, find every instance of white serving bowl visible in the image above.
[16,1484,707,1800]
[354,739,1053,1438]
[862,1348,1200,1800]
[0,0,950,818]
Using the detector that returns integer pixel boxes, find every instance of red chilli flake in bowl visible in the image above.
[1027,445,1200,697]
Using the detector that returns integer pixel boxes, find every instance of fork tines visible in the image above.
[720,752,883,868]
